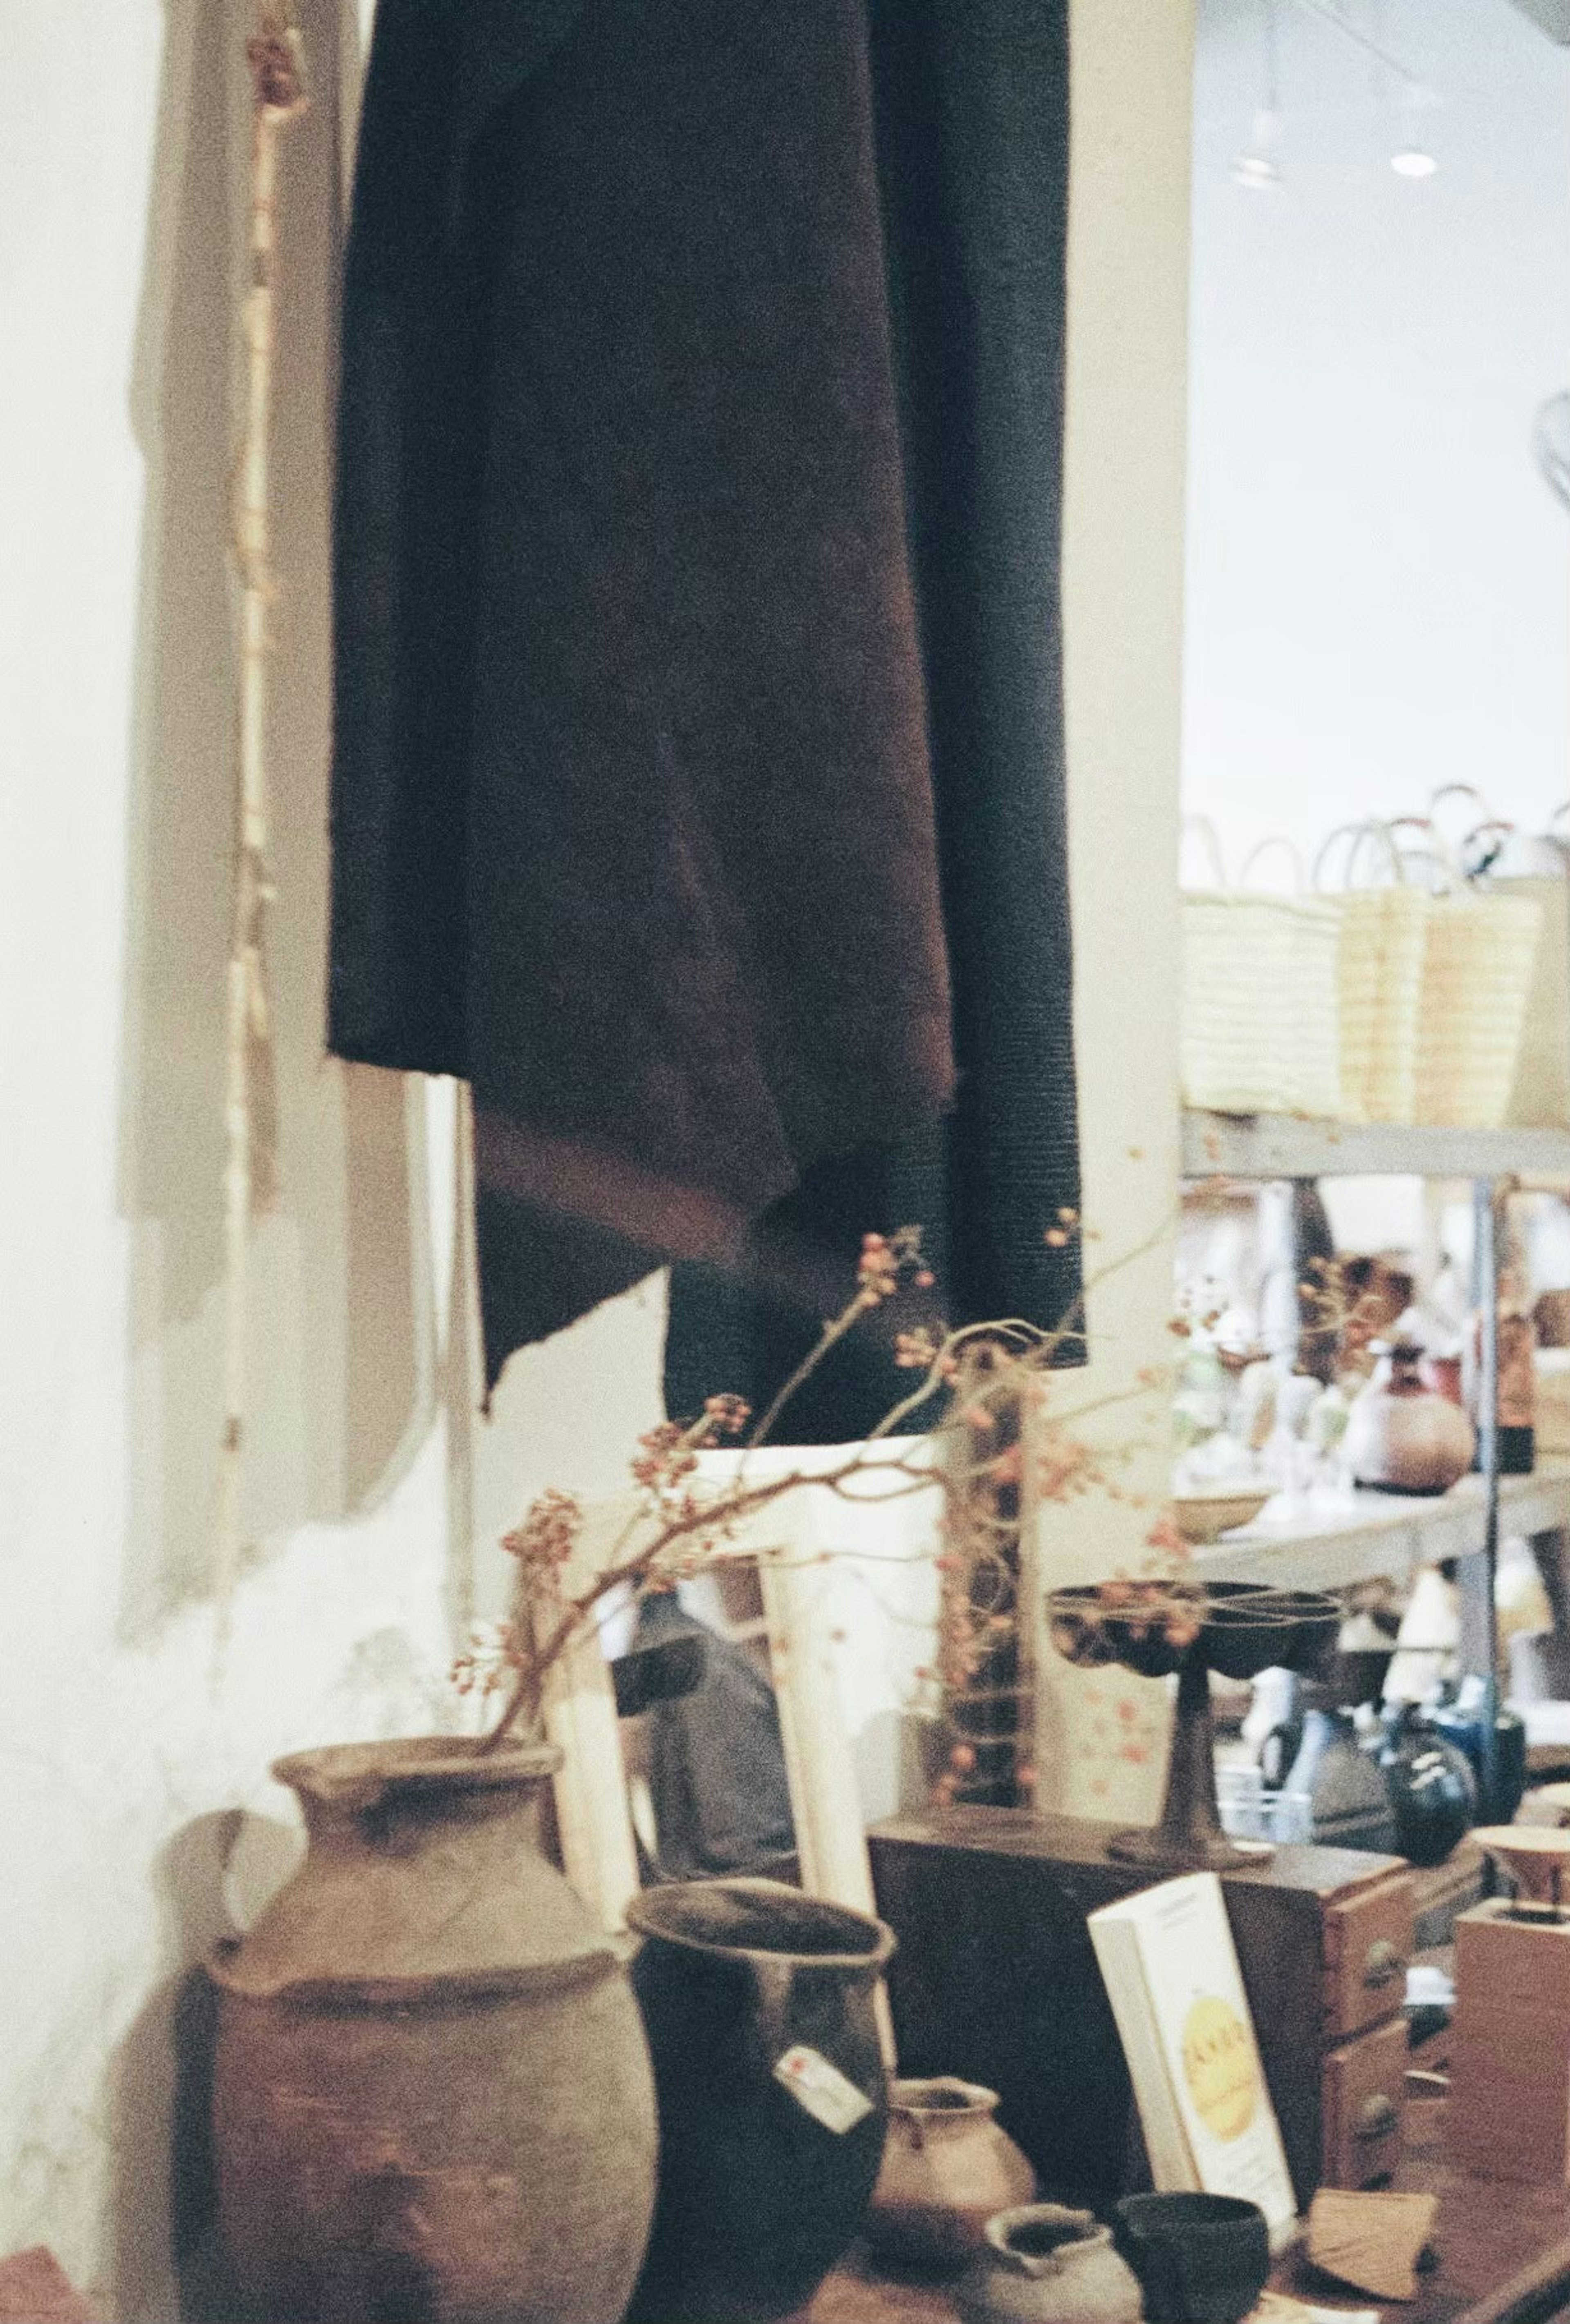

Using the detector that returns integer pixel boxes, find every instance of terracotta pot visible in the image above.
[866,2077,1036,2267]
[1344,1342,1475,1495]
[209,1737,657,2324]
[955,2205,1143,2324]
[625,1877,893,2324]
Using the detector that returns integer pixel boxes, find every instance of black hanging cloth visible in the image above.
[328,0,1080,1420]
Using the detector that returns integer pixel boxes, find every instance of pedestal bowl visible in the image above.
[1045,1579,1340,1870]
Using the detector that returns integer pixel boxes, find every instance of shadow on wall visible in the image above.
[117,0,433,1641]
[105,1811,272,2324]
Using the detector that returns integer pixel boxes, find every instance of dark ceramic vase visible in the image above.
[1378,1705,1476,1866]
[626,1877,894,2324]
[1282,1705,1399,1852]
[208,1738,657,2324]
[1113,2194,1270,2324]
[1429,1691,1528,1825]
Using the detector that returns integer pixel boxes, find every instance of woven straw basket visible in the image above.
[1386,805,1545,1130]
[1181,825,1341,1118]
[1316,822,1429,1125]
[1413,886,1544,1128]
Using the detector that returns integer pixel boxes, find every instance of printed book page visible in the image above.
[1124,1873,1298,2232]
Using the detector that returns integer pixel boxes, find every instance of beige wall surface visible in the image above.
[1032,0,1195,1823]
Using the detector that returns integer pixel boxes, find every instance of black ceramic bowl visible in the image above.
[1113,2193,1271,2324]
[1046,1580,1340,1685]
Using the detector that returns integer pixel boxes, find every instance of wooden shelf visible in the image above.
[1193,1457,1570,1591]
[1182,1109,1570,1183]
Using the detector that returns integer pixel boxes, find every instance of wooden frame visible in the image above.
[542,1456,941,1982]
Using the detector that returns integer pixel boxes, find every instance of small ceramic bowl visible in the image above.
[1174,1487,1272,1544]
[1113,2192,1271,2324]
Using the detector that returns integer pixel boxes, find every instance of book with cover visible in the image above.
[1089,1871,1298,2238]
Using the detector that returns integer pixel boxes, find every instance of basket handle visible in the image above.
[1238,835,1308,893]
[1312,819,1406,892]
[1462,817,1514,881]
[1428,781,1503,841]
[1387,814,1461,894]
[1180,813,1229,891]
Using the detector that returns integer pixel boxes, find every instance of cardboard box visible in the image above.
[1449,1900,1570,2181]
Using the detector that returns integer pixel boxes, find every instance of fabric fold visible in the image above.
[329,0,1077,1411]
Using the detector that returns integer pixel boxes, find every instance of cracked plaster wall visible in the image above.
[0,6,664,2314]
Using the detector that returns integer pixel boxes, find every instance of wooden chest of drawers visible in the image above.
[867,1806,1415,2209]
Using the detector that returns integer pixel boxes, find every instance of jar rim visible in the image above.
[626,1876,895,1971]
[271,1734,561,1805]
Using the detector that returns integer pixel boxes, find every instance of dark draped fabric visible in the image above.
[665,0,1083,1440]
[329,0,1079,1414]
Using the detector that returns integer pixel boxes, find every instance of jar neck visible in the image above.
[293,1768,551,1866]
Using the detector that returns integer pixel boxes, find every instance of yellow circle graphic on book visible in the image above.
[1180,1995,1258,2143]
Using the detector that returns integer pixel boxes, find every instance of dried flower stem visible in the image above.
[213,11,308,1652]
[480,1445,933,1748]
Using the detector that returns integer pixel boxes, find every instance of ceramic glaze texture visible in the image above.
[955,2206,1143,2324]
[1284,1708,1399,1852]
[1379,1706,1476,1866]
[1345,1345,1475,1495]
[626,1878,894,2324]
[1113,2192,1270,2324]
[867,2078,1036,2265]
[209,1739,657,2324]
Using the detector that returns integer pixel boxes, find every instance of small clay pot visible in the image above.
[866,2077,1036,2268]
[1344,1343,1475,1496]
[1114,2192,1270,2324]
[955,2206,1142,2324]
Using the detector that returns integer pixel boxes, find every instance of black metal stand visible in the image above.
[1108,1651,1258,1871]
[1458,1175,1504,1816]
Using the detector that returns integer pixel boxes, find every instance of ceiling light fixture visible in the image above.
[1388,86,1438,179]
[1232,108,1285,189]
[1232,0,1285,189]
[1288,0,1440,178]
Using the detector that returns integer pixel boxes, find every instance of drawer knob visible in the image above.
[1354,2094,1400,2142]
[1362,1938,1405,1990]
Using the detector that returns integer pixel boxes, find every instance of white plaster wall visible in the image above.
[1184,0,1570,865]
[0,6,663,2313]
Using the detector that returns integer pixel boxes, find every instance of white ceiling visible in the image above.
[1195,0,1569,150]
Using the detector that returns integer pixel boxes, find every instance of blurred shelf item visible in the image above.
[1182,1109,1570,1184]
[1193,1457,1570,1593]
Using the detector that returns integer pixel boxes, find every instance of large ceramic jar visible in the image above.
[626,1877,894,2324]
[209,1738,657,2324]
[955,2205,1143,2324]
[1344,1342,1475,1496]
[866,2077,1036,2267]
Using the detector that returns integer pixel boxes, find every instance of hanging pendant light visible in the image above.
[1232,0,1285,188]
[1390,91,1438,177]
[1233,107,1285,188]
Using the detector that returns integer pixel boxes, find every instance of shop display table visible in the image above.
[804,2102,1570,2324]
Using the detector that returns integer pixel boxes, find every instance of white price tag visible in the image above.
[772,2044,875,2134]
